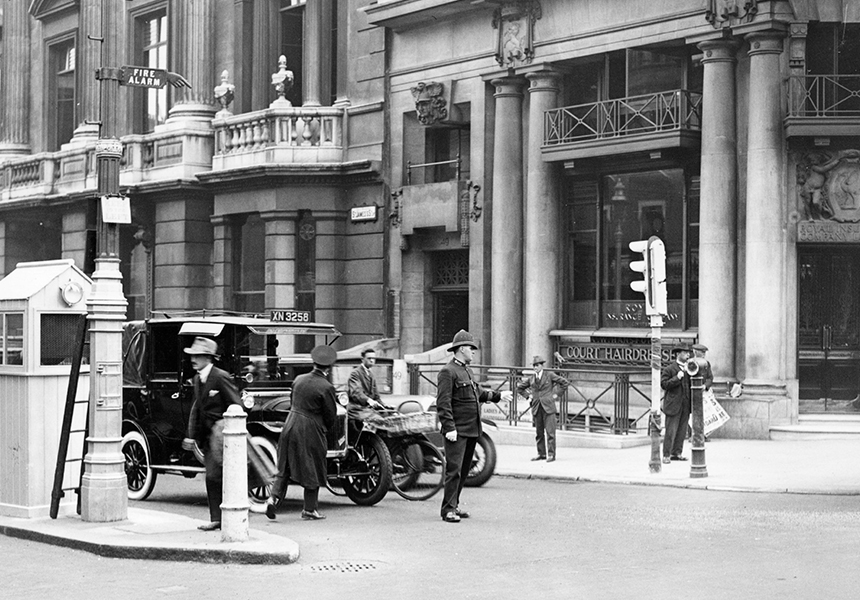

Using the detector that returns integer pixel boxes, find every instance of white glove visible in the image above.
[445,430,457,442]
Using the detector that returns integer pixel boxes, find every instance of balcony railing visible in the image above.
[212,106,344,170]
[544,89,702,146]
[788,75,860,117]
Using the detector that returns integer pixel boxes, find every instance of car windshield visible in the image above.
[330,362,394,395]
[236,329,284,383]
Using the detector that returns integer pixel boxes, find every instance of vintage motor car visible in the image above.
[121,311,340,502]
[320,353,498,487]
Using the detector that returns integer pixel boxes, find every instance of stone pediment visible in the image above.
[29,0,78,20]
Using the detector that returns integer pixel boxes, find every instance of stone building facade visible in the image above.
[367,0,860,438]
[0,0,386,351]
[3,1,860,439]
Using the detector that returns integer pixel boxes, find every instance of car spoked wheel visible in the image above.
[247,436,277,504]
[122,430,157,501]
[341,434,392,506]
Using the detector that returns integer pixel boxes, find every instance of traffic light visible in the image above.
[628,236,667,316]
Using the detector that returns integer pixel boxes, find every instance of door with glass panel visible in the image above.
[798,247,860,412]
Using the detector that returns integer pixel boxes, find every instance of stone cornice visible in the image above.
[195,160,383,191]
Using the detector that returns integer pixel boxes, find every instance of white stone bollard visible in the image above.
[221,404,249,543]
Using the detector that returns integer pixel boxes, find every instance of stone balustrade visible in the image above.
[211,106,344,170]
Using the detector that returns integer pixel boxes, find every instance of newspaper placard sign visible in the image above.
[702,388,730,435]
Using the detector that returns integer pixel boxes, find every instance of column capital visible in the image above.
[698,39,740,64]
[746,31,784,56]
[525,70,562,94]
[491,76,527,98]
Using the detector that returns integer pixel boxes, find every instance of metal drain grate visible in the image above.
[308,561,379,573]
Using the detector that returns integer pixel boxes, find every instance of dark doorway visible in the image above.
[431,250,469,349]
[798,246,860,412]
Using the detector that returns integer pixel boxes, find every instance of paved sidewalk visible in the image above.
[2,436,858,564]
[493,437,860,495]
[0,507,298,565]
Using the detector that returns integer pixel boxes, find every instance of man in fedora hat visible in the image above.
[691,343,713,392]
[517,355,570,462]
[661,344,692,464]
[266,344,338,521]
[181,336,240,531]
[436,329,506,523]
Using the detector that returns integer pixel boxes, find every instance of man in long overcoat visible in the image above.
[661,345,691,463]
[517,355,569,462]
[266,344,338,521]
[182,337,240,531]
[436,330,503,523]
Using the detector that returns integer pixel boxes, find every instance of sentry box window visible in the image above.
[0,313,24,366]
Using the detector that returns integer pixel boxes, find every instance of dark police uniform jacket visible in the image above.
[436,358,500,438]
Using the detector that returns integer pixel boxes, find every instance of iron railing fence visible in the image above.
[407,362,652,435]
[788,74,860,117]
[544,89,702,146]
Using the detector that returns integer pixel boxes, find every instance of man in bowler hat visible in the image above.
[436,329,504,523]
[181,337,240,531]
[517,355,570,462]
[661,344,691,463]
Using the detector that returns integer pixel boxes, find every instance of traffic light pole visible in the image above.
[80,50,128,520]
[648,314,664,474]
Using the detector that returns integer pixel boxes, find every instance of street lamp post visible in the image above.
[80,30,128,521]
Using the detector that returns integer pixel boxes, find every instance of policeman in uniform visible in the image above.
[436,330,503,523]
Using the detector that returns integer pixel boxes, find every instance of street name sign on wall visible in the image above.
[120,67,168,89]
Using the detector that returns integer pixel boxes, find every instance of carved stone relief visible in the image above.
[797,150,860,223]
[411,82,448,126]
[705,0,758,29]
[492,1,541,68]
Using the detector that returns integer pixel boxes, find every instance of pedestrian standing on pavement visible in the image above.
[691,343,714,442]
[517,355,569,463]
[436,329,506,523]
[691,343,713,391]
[181,337,240,532]
[265,344,338,521]
[661,345,692,464]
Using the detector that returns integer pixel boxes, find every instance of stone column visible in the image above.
[252,0,279,110]
[333,0,350,107]
[0,0,31,156]
[698,39,739,382]
[167,0,216,122]
[72,0,101,143]
[744,32,785,382]
[490,77,526,366]
[303,0,326,107]
[524,70,561,362]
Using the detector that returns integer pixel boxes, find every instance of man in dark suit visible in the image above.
[347,348,383,419]
[436,329,505,523]
[181,337,240,531]
[517,355,569,462]
[661,345,691,464]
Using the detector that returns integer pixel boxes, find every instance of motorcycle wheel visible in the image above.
[391,439,445,501]
[464,433,496,487]
[341,434,392,506]
[122,430,157,501]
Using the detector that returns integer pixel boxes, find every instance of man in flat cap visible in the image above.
[691,343,713,392]
[661,344,692,463]
[517,355,570,462]
[436,329,505,523]
[266,344,338,521]
[181,337,240,531]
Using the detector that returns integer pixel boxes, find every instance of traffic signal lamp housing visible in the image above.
[628,236,668,316]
